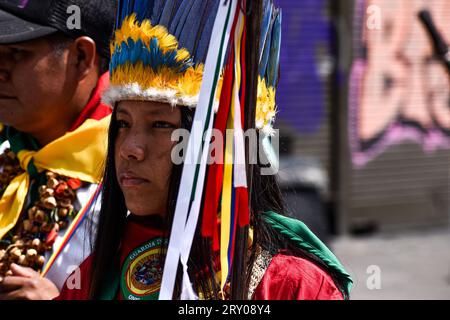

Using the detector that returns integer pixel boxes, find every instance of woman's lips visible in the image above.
[119,173,150,187]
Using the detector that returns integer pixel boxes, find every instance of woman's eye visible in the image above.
[117,120,130,129]
[153,121,175,129]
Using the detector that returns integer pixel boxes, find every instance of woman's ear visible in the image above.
[68,36,98,80]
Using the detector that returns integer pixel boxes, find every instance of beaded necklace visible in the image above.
[0,149,84,278]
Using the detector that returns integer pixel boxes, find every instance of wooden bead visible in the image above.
[26,249,37,262]
[59,198,72,208]
[47,178,59,189]
[6,150,15,159]
[36,256,45,267]
[0,249,5,260]
[18,255,27,266]
[14,240,24,247]
[23,220,32,232]
[42,188,55,198]
[58,208,68,219]
[31,238,41,249]
[34,210,46,222]
[10,248,21,261]
[38,185,47,195]
[43,197,57,210]
[58,221,68,229]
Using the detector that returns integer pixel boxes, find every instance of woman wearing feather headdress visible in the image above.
[57,0,352,300]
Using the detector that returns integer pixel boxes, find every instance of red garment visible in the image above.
[253,254,343,300]
[56,254,92,300]
[57,216,164,300]
[57,217,343,300]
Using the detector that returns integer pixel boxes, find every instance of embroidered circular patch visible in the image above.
[121,238,166,300]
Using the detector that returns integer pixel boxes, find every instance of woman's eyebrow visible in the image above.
[116,105,176,118]
[116,108,130,116]
[143,108,177,118]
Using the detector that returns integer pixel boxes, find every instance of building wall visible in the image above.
[345,0,450,231]
[275,0,450,234]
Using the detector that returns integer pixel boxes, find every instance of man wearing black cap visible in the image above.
[0,0,117,299]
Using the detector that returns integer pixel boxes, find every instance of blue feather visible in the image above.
[267,9,281,87]
[142,46,151,67]
[259,13,274,78]
[118,43,130,67]
[177,0,207,56]
[130,40,143,64]
[149,38,161,71]
[164,50,178,69]
[195,0,220,63]
[110,51,117,71]
[124,0,132,19]
[159,0,182,28]
[170,1,196,39]
[116,0,129,29]
[151,0,165,25]
[134,0,154,22]
[259,0,273,61]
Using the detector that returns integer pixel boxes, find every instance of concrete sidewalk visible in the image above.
[331,227,450,300]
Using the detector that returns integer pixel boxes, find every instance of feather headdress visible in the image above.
[103,0,281,132]
[105,0,282,300]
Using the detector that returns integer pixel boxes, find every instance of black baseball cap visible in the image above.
[0,0,117,58]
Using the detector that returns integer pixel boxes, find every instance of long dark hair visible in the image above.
[88,103,288,300]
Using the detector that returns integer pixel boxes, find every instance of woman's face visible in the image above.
[115,100,181,217]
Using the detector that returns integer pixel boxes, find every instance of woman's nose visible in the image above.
[120,136,146,162]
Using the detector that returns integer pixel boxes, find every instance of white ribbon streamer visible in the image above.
[159,0,238,300]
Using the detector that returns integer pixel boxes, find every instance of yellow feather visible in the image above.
[255,77,277,128]
[176,48,190,62]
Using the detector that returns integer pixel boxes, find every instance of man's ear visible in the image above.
[68,36,97,80]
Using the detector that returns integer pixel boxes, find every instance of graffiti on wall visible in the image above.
[275,0,332,133]
[350,0,450,167]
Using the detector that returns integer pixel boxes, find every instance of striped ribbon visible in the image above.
[40,183,102,277]
[159,0,238,300]
[219,7,248,292]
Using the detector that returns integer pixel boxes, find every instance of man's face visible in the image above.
[0,36,72,135]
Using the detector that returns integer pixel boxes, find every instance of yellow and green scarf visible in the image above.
[0,111,110,240]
